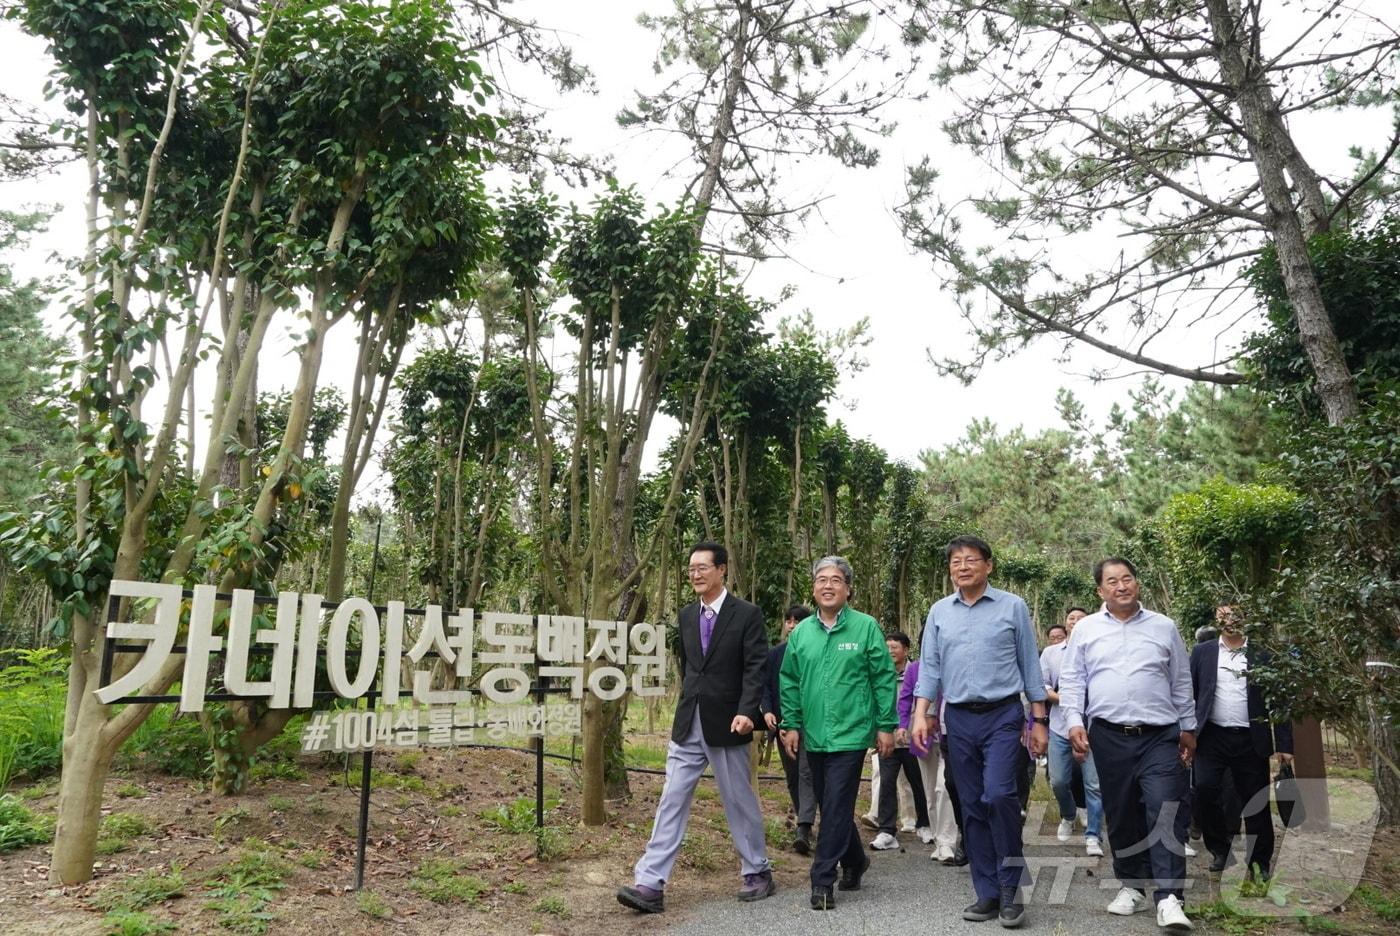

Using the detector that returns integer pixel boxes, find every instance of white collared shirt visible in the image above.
[1210,637,1250,728]
[702,588,727,619]
[1059,603,1196,732]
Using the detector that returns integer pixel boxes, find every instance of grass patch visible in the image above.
[355,889,392,919]
[503,881,528,895]
[114,782,145,799]
[534,825,570,862]
[248,759,306,784]
[1351,884,1400,921]
[479,796,554,834]
[18,777,58,800]
[97,812,155,854]
[680,833,722,872]
[212,805,251,842]
[410,858,487,905]
[693,784,717,802]
[394,751,422,774]
[534,895,570,918]
[266,795,294,813]
[295,848,327,869]
[92,867,186,912]
[1188,898,1254,935]
[203,845,290,935]
[763,815,788,849]
[101,908,178,936]
[440,804,464,818]
[0,793,55,852]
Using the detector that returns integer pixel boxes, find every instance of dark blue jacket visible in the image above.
[1190,640,1293,758]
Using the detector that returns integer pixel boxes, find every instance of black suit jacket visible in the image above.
[1190,640,1293,758]
[671,592,769,747]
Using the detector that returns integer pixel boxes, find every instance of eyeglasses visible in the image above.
[813,575,848,587]
[948,558,987,569]
[687,564,715,575]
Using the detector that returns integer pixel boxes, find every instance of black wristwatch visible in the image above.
[1031,716,1049,726]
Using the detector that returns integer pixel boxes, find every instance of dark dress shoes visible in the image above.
[838,851,870,891]
[616,883,664,914]
[810,884,835,910]
[962,896,1000,922]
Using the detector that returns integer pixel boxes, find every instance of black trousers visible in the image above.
[877,746,930,834]
[777,733,817,827]
[1195,725,1275,874]
[1090,722,1190,903]
[939,736,965,836]
[806,749,866,888]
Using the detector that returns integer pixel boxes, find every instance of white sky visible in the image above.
[0,1,1392,500]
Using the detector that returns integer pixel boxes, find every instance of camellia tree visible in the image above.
[0,0,499,882]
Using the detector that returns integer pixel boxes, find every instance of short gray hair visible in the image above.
[812,555,854,587]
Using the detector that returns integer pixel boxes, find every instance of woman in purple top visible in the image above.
[899,656,962,860]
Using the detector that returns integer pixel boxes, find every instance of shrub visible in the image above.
[0,648,66,789]
[0,793,54,851]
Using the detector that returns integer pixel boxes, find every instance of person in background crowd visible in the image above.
[1046,623,1068,646]
[762,604,817,855]
[1190,604,1293,881]
[618,542,774,914]
[870,632,932,851]
[899,656,960,862]
[1041,607,1105,857]
[1060,557,1196,932]
[779,557,897,911]
[913,535,1049,929]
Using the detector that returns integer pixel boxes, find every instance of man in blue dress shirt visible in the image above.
[1059,557,1197,932]
[912,535,1048,929]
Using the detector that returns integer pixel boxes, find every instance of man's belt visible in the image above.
[947,694,1020,714]
[1092,719,1175,735]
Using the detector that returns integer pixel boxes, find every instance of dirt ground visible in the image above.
[0,743,809,935]
[3,746,1399,935]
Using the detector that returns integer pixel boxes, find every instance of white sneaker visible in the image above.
[1183,843,1197,858]
[1057,819,1074,842]
[900,820,917,833]
[916,826,935,844]
[1085,836,1104,857]
[932,844,955,862]
[870,832,899,850]
[1156,894,1193,931]
[1107,887,1148,915]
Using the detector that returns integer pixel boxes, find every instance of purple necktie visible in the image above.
[700,604,716,655]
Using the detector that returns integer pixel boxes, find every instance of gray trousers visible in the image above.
[633,710,771,889]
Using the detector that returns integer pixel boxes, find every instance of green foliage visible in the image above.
[203,845,290,935]
[0,648,65,788]
[100,909,178,936]
[478,796,544,834]
[1247,216,1400,410]
[1154,479,1308,631]
[0,792,54,851]
[533,895,570,918]
[97,812,155,855]
[354,889,392,919]
[91,867,186,912]
[410,858,486,904]
[120,707,212,778]
[1251,388,1400,729]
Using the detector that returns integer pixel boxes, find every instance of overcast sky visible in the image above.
[1,1,1391,493]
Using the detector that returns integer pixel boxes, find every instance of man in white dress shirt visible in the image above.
[1059,558,1196,932]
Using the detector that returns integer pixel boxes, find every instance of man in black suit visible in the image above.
[1190,604,1294,881]
[618,541,774,913]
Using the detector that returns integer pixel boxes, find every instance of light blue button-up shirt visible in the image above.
[1059,604,1196,732]
[914,586,1047,705]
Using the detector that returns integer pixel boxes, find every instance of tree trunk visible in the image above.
[50,672,110,883]
[1205,0,1358,427]
[1370,703,1400,828]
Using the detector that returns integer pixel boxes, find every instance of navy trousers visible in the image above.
[945,700,1028,901]
[1090,721,1190,903]
[806,749,866,889]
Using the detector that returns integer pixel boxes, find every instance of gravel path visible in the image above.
[660,804,1212,935]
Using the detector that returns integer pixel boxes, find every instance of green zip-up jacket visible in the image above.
[777,605,898,753]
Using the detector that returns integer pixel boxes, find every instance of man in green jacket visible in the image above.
[780,555,897,910]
